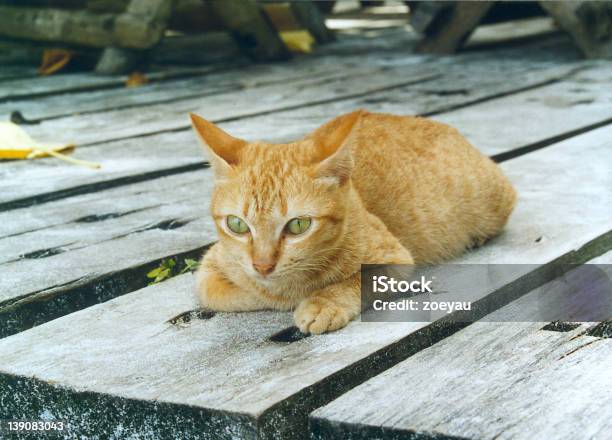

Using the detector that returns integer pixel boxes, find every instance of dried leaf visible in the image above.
[39,49,73,76]
[125,72,149,88]
[0,122,99,169]
[280,30,315,54]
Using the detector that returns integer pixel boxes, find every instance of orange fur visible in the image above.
[190,110,516,334]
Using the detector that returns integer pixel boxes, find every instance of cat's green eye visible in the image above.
[286,217,312,235]
[226,215,249,234]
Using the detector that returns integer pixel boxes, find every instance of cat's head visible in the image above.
[190,111,363,289]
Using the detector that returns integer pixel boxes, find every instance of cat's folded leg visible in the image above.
[195,247,265,312]
[293,272,361,334]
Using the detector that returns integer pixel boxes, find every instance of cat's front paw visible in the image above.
[294,296,350,334]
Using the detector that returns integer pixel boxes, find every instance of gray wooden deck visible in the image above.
[0,22,611,440]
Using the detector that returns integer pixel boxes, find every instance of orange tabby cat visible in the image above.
[190,110,516,334]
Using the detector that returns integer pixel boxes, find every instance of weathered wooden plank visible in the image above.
[0,56,357,121]
[21,62,438,146]
[310,252,612,440]
[0,170,210,266]
[0,170,214,336]
[0,65,38,82]
[0,61,589,210]
[0,64,229,103]
[433,62,612,158]
[221,62,612,156]
[0,127,610,438]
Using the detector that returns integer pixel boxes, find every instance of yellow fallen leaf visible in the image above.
[0,122,100,169]
[280,30,315,54]
[39,49,73,76]
[126,72,149,88]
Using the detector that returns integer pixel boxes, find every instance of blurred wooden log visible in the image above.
[95,47,144,74]
[95,0,172,74]
[88,0,225,33]
[152,32,241,65]
[262,1,334,43]
[208,0,290,61]
[540,0,612,58]
[169,0,224,33]
[409,1,454,34]
[290,1,335,43]
[415,1,494,54]
[0,5,167,49]
[0,7,118,48]
[114,0,172,46]
[261,3,302,31]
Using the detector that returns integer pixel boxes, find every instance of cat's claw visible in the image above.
[294,297,350,334]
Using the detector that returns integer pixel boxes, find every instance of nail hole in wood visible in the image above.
[21,247,65,259]
[152,219,189,231]
[167,309,216,326]
[586,320,612,338]
[541,321,581,332]
[75,213,122,223]
[269,326,309,343]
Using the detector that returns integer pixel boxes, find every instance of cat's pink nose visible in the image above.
[253,261,276,276]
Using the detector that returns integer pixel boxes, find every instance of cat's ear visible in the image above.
[311,110,364,185]
[190,113,246,179]
[310,109,364,159]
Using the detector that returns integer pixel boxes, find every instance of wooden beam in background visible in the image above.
[209,0,290,61]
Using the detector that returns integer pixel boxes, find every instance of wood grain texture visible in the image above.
[311,252,612,440]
